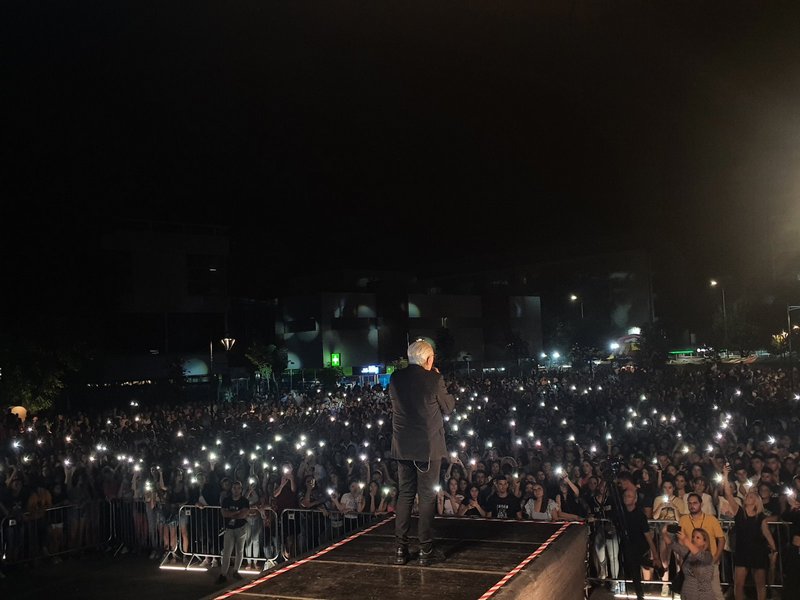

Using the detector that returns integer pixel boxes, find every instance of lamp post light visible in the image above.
[569,294,584,319]
[463,353,472,377]
[710,279,728,351]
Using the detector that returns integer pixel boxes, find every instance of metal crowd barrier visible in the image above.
[586,517,792,594]
[161,504,280,572]
[108,498,161,557]
[0,500,112,565]
[155,506,381,572]
[278,508,381,560]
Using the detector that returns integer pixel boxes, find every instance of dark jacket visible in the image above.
[389,365,455,461]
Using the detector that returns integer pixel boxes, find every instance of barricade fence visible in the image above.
[279,508,382,560]
[160,506,382,571]
[587,517,792,593]
[1,499,112,565]
[170,504,281,571]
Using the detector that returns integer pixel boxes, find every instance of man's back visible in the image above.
[389,365,454,462]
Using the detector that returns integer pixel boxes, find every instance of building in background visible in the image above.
[275,289,543,378]
[80,223,653,397]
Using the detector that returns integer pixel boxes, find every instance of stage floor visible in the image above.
[206,516,583,600]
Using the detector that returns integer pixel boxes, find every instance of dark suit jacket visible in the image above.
[389,364,455,462]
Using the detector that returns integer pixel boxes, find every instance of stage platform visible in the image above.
[206,516,588,600]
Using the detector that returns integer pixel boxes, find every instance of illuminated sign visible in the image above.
[361,365,379,374]
[331,353,341,367]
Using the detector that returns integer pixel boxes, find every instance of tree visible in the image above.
[635,322,669,371]
[771,331,789,357]
[245,341,288,392]
[0,317,94,414]
[318,365,344,391]
[162,357,188,403]
[568,343,603,375]
[388,357,408,371]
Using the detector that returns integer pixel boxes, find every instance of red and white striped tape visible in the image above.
[212,514,396,600]
[476,521,575,600]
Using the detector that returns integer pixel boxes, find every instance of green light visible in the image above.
[331,353,341,367]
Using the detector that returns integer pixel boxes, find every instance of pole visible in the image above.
[721,286,728,351]
[209,340,214,411]
[580,301,584,320]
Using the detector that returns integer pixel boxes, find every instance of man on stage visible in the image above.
[389,339,455,566]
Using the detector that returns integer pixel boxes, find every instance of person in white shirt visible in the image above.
[332,480,365,522]
[436,477,463,516]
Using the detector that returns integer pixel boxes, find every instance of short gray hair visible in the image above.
[407,340,434,366]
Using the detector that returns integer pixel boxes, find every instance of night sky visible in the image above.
[4,2,800,318]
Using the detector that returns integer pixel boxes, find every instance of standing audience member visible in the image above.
[216,481,251,584]
[721,465,778,600]
[614,487,659,600]
[663,525,715,600]
[679,493,725,600]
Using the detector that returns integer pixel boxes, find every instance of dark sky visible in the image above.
[4,1,800,303]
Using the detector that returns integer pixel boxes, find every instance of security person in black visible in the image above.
[217,481,251,583]
[389,340,455,566]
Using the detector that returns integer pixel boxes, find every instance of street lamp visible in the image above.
[463,353,472,377]
[710,279,728,351]
[569,294,584,319]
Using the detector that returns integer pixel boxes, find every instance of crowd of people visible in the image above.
[1,361,799,597]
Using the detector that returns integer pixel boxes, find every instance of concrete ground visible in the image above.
[0,550,260,600]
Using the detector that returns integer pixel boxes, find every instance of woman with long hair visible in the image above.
[578,460,595,491]
[722,465,778,600]
[652,479,688,596]
[169,467,190,562]
[364,480,383,514]
[377,485,398,514]
[522,483,558,521]
[457,484,487,518]
[674,472,690,503]
[243,476,262,570]
[436,477,463,516]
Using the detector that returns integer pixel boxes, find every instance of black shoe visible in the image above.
[418,546,445,566]
[216,574,227,584]
[394,545,409,565]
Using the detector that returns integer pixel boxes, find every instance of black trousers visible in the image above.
[394,459,440,550]
[620,548,645,600]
